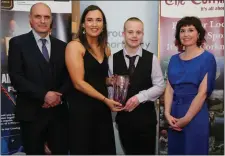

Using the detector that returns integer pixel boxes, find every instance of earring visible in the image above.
[83,29,86,34]
[182,45,185,51]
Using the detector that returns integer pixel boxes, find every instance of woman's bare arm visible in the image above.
[164,80,174,115]
[185,74,208,120]
[65,41,122,111]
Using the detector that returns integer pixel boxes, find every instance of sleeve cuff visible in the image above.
[136,93,146,104]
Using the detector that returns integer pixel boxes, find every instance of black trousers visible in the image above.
[117,122,156,155]
[19,107,69,155]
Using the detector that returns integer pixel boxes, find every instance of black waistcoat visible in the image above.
[113,49,157,126]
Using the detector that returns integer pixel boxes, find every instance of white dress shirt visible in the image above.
[108,47,165,103]
[32,30,51,57]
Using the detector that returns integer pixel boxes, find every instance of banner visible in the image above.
[158,0,224,155]
[1,1,71,154]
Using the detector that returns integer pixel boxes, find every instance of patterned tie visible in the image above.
[40,39,49,62]
[126,55,137,77]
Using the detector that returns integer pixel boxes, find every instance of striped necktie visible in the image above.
[126,55,137,77]
[40,39,49,62]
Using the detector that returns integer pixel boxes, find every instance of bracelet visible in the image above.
[102,97,106,102]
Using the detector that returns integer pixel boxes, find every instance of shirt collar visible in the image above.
[32,29,50,44]
[123,46,142,57]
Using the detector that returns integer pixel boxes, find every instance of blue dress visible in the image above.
[167,51,216,155]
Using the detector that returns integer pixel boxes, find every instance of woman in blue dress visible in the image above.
[164,16,217,155]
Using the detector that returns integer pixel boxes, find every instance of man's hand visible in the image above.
[124,96,140,112]
[44,142,51,155]
[42,102,50,108]
[43,91,62,108]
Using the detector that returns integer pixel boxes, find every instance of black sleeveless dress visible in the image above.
[67,50,116,154]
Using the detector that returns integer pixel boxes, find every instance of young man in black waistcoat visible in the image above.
[108,17,165,155]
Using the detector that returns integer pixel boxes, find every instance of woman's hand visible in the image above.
[164,112,179,129]
[104,98,124,112]
[175,116,191,129]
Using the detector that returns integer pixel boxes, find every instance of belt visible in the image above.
[173,94,196,105]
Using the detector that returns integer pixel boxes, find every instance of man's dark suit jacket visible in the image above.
[8,31,69,121]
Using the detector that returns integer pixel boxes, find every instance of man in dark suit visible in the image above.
[8,2,69,154]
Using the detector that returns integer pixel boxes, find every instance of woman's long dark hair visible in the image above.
[76,5,108,51]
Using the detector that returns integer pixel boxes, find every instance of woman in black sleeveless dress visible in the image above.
[65,5,123,155]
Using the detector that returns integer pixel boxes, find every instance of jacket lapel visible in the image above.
[27,31,49,73]
[49,36,58,64]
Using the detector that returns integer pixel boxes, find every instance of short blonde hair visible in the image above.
[124,17,143,31]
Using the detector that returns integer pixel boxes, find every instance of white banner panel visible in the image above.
[161,0,224,18]
[11,1,71,13]
[81,1,159,54]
